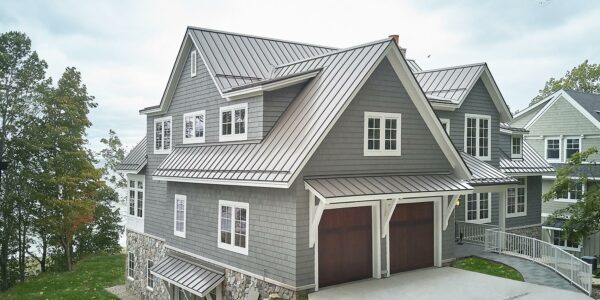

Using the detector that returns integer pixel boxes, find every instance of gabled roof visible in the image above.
[460,152,517,185]
[515,89,600,130]
[499,122,528,134]
[500,142,554,175]
[153,39,471,188]
[414,63,513,122]
[116,136,147,173]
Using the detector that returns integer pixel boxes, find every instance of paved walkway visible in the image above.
[454,242,582,293]
[309,267,590,300]
[105,285,137,300]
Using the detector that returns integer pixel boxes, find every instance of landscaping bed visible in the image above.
[452,256,525,282]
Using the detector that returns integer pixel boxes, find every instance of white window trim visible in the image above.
[154,116,173,154]
[544,136,561,163]
[544,226,582,252]
[218,200,249,255]
[465,193,491,224]
[507,177,527,218]
[511,135,523,159]
[127,251,135,280]
[464,114,491,161]
[191,50,197,77]
[127,175,145,219]
[182,110,206,144]
[219,103,248,142]
[363,111,402,157]
[146,259,154,291]
[563,136,582,161]
[555,182,585,203]
[439,118,450,134]
[174,194,187,238]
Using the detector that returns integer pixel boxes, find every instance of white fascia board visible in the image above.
[386,47,472,180]
[324,190,473,204]
[152,176,290,188]
[223,70,320,101]
[513,91,558,120]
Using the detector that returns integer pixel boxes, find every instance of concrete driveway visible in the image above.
[309,267,591,300]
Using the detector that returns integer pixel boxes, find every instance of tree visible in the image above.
[0,31,48,290]
[530,60,600,105]
[543,147,600,244]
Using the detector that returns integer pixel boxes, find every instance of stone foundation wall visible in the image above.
[224,269,300,300]
[126,230,169,300]
[507,225,542,239]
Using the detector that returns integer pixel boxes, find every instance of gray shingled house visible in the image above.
[117,27,552,300]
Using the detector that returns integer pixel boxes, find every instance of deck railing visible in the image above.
[484,228,592,296]
[455,221,498,244]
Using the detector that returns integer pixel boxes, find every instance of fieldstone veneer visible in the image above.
[224,269,298,300]
[126,230,169,299]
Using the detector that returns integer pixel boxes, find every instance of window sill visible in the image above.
[183,137,205,144]
[146,286,154,292]
[127,276,134,281]
[127,214,144,220]
[219,134,247,142]
[154,150,172,155]
[174,231,186,238]
[506,212,527,218]
[554,199,577,203]
[465,219,491,225]
[218,242,248,256]
[363,150,401,157]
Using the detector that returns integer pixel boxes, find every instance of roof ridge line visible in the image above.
[187,26,338,50]
[415,62,487,74]
[274,38,393,70]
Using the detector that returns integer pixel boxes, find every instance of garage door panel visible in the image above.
[318,206,372,287]
[390,202,434,274]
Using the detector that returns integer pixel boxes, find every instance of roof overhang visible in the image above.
[222,69,321,101]
[152,175,290,188]
[522,90,600,131]
[151,254,224,297]
[117,163,146,175]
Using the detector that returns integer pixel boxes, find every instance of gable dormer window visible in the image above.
[219,103,248,142]
[154,116,172,154]
[190,50,197,77]
[465,114,491,161]
[364,112,401,156]
[183,111,205,144]
[511,135,523,159]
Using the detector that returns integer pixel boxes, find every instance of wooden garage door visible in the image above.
[389,202,434,274]
[318,206,372,287]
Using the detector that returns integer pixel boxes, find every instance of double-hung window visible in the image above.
[558,182,584,203]
[183,110,205,144]
[219,103,248,142]
[154,116,172,154]
[146,259,154,290]
[218,200,249,255]
[128,175,144,218]
[545,138,560,161]
[550,228,580,250]
[364,112,401,156]
[464,114,491,160]
[507,177,527,217]
[565,137,580,160]
[511,135,523,159]
[465,193,491,223]
[128,252,135,280]
[174,195,186,238]
[190,50,197,77]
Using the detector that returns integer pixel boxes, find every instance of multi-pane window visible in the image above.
[464,114,491,160]
[465,193,491,223]
[218,200,249,255]
[546,138,560,161]
[183,111,205,144]
[128,252,135,279]
[174,195,186,238]
[551,228,580,250]
[507,177,527,217]
[190,50,197,77]
[154,116,172,154]
[364,112,401,156]
[565,138,580,159]
[511,135,522,159]
[146,260,154,290]
[559,182,584,202]
[219,104,247,141]
[128,176,144,218]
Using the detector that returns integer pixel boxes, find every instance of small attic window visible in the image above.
[191,50,197,77]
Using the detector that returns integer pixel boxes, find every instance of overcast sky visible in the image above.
[1,0,599,150]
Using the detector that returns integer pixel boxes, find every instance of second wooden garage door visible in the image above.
[389,202,434,274]
[318,206,372,288]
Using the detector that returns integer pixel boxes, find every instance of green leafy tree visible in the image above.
[543,147,600,243]
[530,60,600,105]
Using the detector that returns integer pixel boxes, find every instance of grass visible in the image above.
[452,256,525,282]
[0,253,125,300]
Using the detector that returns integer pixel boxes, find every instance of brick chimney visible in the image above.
[389,34,407,56]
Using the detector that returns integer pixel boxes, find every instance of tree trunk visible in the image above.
[62,237,72,271]
[40,236,47,273]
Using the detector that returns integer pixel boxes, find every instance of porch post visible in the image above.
[498,191,506,232]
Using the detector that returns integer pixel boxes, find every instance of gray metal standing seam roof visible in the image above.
[406,59,422,72]
[500,142,554,174]
[154,39,392,184]
[414,63,485,103]
[151,255,224,297]
[305,174,472,200]
[116,136,147,172]
[460,152,517,185]
[188,27,336,92]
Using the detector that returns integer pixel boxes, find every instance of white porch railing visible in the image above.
[484,229,592,296]
[455,221,498,244]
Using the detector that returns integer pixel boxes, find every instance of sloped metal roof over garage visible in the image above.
[151,255,224,297]
[116,136,147,173]
[305,174,472,201]
[460,152,517,185]
[499,142,554,175]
